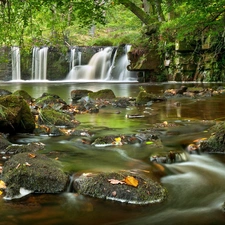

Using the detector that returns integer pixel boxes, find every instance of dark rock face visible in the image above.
[73,172,167,205]
[0,95,35,133]
[2,152,69,199]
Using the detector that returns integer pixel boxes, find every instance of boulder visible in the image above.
[2,152,69,199]
[38,108,79,127]
[12,90,33,103]
[200,122,225,153]
[88,89,116,100]
[0,95,35,133]
[136,91,165,105]
[35,93,68,110]
[71,89,93,103]
[73,171,167,205]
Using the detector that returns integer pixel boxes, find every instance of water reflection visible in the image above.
[1,82,225,225]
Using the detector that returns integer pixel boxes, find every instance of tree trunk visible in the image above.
[119,0,152,25]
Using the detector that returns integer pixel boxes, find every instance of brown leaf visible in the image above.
[28,153,36,158]
[108,179,125,185]
[122,176,139,187]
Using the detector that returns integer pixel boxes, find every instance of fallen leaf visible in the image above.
[122,176,139,187]
[0,180,6,189]
[28,153,36,158]
[0,190,3,195]
[108,179,125,185]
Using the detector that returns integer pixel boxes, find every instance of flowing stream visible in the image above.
[1,82,225,225]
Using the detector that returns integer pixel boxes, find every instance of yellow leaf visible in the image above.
[123,176,138,187]
[0,190,3,195]
[0,180,6,189]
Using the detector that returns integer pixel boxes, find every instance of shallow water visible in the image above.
[1,82,225,225]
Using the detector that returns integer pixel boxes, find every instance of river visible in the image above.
[0,81,225,225]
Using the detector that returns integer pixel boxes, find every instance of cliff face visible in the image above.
[127,39,225,82]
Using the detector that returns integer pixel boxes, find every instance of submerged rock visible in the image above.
[73,172,167,205]
[2,152,69,199]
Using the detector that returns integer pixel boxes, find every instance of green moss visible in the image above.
[2,152,69,198]
[88,89,116,100]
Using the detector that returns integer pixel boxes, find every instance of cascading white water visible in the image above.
[66,47,112,80]
[11,46,21,80]
[66,45,137,81]
[69,48,82,71]
[31,47,48,80]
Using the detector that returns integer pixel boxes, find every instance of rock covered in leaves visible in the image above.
[0,95,35,133]
[2,152,69,199]
[73,172,167,205]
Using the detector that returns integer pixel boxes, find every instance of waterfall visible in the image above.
[66,45,137,81]
[31,47,48,80]
[69,48,82,71]
[11,46,21,80]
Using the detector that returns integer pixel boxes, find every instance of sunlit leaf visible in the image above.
[122,176,139,187]
[146,141,153,145]
[0,180,6,189]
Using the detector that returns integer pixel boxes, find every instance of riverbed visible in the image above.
[1,81,225,225]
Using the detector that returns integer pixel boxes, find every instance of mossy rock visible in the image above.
[0,95,35,133]
[71,89,93,102]
[200,122,225,153]
[38,108,79,127]
[35,93,68,110]
[12,90,33,103]
[136,91,165,105]
[0,133,11,150]
[2,152,69,199]
[73,172,167,205]
[88,89,116,100]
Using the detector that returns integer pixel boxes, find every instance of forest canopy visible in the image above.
[0,0,224,52]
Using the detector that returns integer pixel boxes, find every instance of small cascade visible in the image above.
[67,47,112,80]
[66,45,137,81]
[69,48,82,71]
[11,46,21,80]
[31,47,48,80]
[110,44,137,81]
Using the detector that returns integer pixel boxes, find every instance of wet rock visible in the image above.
[150,151,188,164]
[200,122,225,153]
[71,89,93,103]
[88,89,116,100]
[136,91,165,105]
[12,90,33,103]
[4,142,45,155]
[0,95,35,134]
[112,98,134,108]
[0,133,11,150]
[35,93,68,110]
[73,172,167,205]
[38,108,79,128]
[2,152,69,199]
[0,89,12,96]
